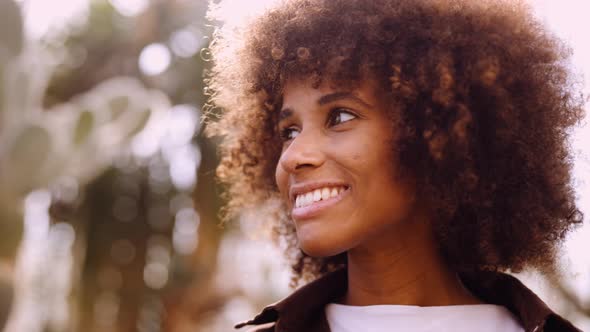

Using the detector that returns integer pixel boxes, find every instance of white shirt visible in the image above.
[325,303,525,332]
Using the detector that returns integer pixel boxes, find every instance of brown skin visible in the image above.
[345,209,481,306]
[206,0,585,285]
[276,78,412,258]
[276,78,482,306]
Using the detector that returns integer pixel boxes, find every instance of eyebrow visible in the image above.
[278,91,372,122]
[318,92,372,108]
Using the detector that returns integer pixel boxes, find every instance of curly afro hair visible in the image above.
[204,0,585,285]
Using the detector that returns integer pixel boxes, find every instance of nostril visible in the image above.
[295,162,313,170]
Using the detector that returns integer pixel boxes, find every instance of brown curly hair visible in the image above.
[204,0,585,285]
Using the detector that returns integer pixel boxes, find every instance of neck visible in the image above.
[343,213,481,307]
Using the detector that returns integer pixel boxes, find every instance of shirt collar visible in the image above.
[236,267,580,332]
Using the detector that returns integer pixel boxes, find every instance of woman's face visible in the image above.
[275,78,417,257]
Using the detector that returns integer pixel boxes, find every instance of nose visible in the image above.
[278,129,325,173]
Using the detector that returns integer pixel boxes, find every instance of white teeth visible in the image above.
[305,192,313,205]
[295,186,348,208]
[313,189,322,202]
[321,188,330,200]
[330,188,338,197]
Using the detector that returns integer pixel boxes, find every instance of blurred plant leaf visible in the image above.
[108,95,130,120]
[1,67,4,116]
[0,0,23,62]
[8,125,52,173]
[0,201,23,259]
[0,279,13,328]
[73,110,94,145]
[127,108,152,138]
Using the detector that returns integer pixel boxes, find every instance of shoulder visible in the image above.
[459,270,582,332]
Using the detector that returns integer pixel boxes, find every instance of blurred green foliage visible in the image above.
[0,0,25,260]
[39,1,230,331]
[1,0,234,330]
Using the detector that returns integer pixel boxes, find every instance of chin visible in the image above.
[296,227,350,258]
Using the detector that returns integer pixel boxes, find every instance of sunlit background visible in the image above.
[0,0,588,331]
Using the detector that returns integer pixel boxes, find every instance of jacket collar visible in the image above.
[236,268,581,332]
[458,270,580,332]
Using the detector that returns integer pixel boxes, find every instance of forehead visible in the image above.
[281,76,381,106]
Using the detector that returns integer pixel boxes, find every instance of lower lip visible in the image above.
[291,188,350,221]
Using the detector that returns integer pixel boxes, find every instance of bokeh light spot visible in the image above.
[109,0,148,17]
[143,263,168,290]
[169,28,203,58]
[139,43,171,76]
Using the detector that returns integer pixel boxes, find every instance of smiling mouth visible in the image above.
[292,186,350,220]
[294,185,349,208]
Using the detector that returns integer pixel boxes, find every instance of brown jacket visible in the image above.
[236,268,582,332]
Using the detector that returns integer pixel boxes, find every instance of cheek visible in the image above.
[358,138,409,210]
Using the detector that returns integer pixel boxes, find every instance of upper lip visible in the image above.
[289,181,350,203]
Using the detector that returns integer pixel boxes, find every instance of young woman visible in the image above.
[205,0,585,331]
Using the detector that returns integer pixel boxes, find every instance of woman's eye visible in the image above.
[327,108,357,127]
[280,127,299,141]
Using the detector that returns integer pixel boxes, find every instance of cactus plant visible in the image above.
[0,2,174,330]
[0,0,168,261]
